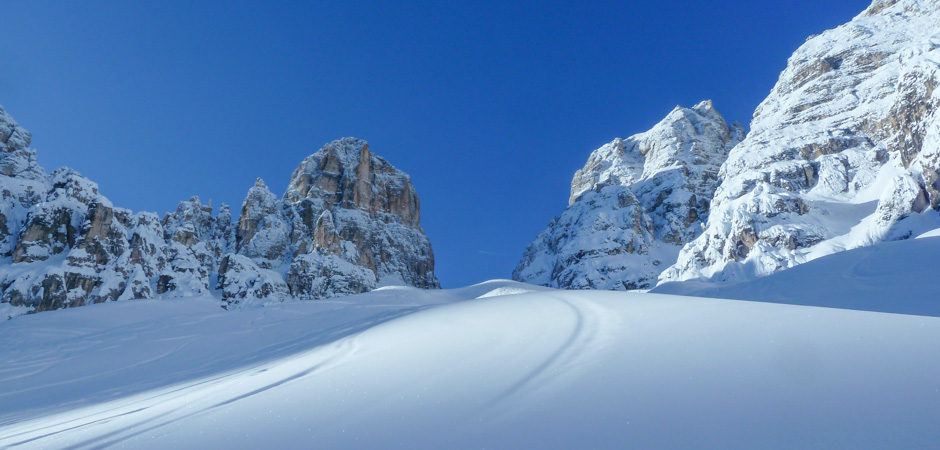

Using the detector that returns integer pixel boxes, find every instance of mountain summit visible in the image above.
[513,101,744,289]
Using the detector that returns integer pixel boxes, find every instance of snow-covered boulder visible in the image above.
[662,0,940,283]
[515,101,743,290]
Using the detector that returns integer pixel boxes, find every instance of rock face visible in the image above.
[514,101,744,290]
[281,138,436,289]
[231,137,440,306]
[661,0,940,283]
[0,107,438,318]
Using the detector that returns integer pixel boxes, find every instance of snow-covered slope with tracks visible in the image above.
[1,273,938,449]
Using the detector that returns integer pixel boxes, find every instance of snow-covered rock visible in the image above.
[236,178,290,268]
[514,101,743,289]
[280,137,438,289]
[217,253,290,308]
[0,105,439,317]
[286,252,378,300]
[662,0,940,283]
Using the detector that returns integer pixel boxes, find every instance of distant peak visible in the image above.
[326,137,368,148]
[254,178,267,188]
[319,137,370,162]
[692,99,715,112]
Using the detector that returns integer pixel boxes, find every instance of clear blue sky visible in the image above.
[2,0,869,288]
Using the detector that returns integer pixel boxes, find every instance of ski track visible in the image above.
[0,290,626,448]
[483,293,619,416]
[0,337,362,450]
[2,278,937,448]
[0,303,434,429]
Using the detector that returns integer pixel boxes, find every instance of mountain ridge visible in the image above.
[0,107,438,319]
[518,0,940,290]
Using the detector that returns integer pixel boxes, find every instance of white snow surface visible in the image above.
[654,235,940,317]
[916,226,940,238]
[1,271,939,448]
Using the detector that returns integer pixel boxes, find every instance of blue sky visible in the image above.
[2,0,869,287]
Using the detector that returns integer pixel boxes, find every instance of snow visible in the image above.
[2,269,939,448]
[654,235,940,317]
[917,227,940,238]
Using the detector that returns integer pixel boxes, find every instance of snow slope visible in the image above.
[1,279,938,448]
[654,235,940,317]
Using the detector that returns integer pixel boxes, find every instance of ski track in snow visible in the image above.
[489,293,616,409]
[2,337,363,449]
[0,283,626,449]
[0,299,436,428]
[0,278,939,448]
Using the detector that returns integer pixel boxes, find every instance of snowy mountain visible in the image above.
[513,101,744,289]
[2,1,940,445]
[518,0,940,290]
[0,107,438,318]
[662,0,940,283]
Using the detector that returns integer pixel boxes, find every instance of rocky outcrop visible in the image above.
[0,105,439,318]
[287,139,435,286]
[218,138,439,304]
[661,0,940,283]
[217,254,289,308]
[286,253,377,300]
[514,101,744,290]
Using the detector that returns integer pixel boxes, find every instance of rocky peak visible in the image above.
[231,137,438,299]
[662,0,940,283]
[163,196,214,246]
[217,203,232,225]
[234,177,289,268]
[284,138,421,227]
[515,102,742,290]
[570,100,744,207]
[236,178,278,249]
[0,105,43,181]
[47,168,103,207]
